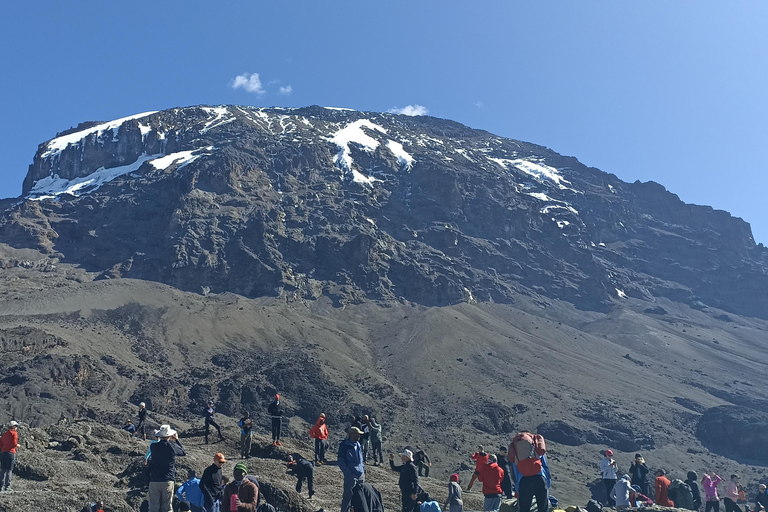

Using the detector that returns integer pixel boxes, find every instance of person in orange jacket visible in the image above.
[466,445,489,492]
[309,413,329,465]
[655,469,675,507]
[478,454,506,512]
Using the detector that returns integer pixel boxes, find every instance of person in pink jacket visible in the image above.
[725,475,742,512]
[702,473,723,512]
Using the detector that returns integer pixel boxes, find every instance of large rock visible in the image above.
[696,405,768,465]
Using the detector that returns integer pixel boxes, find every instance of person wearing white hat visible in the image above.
[136,402,148,440]
[0,421,19,492]
[389,449,419,512]
[147,425,186,512]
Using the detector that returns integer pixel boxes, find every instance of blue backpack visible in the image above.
[421,501,442,512]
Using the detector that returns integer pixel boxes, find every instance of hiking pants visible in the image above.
[724,498,742,512]
[706,500,721,512]
[136,419,146,438]
[205,418,222,443]
[271,417,282,441]
[202,499,221,512]
[603,479,617,506]
[148,480,175,512]
[418,461,430,477]
[315,438,327,462]
[401,492,418,512]
[341,474,363,512]
[361,438,371,462]
[0,452,15,489]
[240,432,252,458]
[484,494,502,512]
[296,470,315,497]
[372,440,383,463]
[518,474,548,512]
[502,478,514,499]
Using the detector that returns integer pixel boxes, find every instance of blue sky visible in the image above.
[2,2,767,243]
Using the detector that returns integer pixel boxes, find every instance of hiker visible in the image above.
[144,429,162,466]
[687,471,703,511]
[223,463,259,512]
[444,473,464,512]
[631,485,654,507]
[368,416,383,465]
[351,479,385,512]
[669,477,695,510]
[350,416,363,432]
[389,449,419,512]
[655,469,675,507]
[123,419,136,434]
[413,446,431,477]
[478,453,505,512]
[309,413,329,465]
[147,424,186,512]
[725,475,743,512]
[238,412,253,459]
[497,446,515,499]
[508,431,550,512]
[466,445,489,492]
[703,473,723,512]
[200,453,227,512]
[177,469,205,512]
[360,415,372,462]
[754,484,768,512]
[90,500,105,512]
[0,421,19,492]
[628,453,650,496]
[600,449,618,506]
[287,453,315,499]
[610,474,635,511]
[268,394,283,446]
[136,402,148,440]
[339,426,365,512]
[205,400,225,445]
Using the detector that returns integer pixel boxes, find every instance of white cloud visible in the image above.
[279,85,293,95]
[231,73,266,94]
[388,105,428,116]
[475,101,485,109]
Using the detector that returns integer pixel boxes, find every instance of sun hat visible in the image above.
[156,424,177,437]
[215,453,227,463]
[139,402,146,407]
[8,421,18,427]
[400,449,413,460]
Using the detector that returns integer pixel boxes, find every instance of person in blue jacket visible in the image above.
[177,469,205,512]
[511,452,551,512]
[338,426,365,512]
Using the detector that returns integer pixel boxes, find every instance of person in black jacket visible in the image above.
[351,480,385,512]
[204,401,224,445]
[755,484,768,512]
[497,446,515,499]
[136,402,148,440]
[413,447,431,478]
[686,471,703,511]
[629,454,650,496]
[200,452,226,512]
[147,425,186,512]
[287,454,315,499]
[390,449,420,512]
[268,394,283,446]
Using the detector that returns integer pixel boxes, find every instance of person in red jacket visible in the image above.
[655,469,675,507]
[466,445,489,492]
[478,454,505,512]
[0,421,19,492]
[309,413,329,465]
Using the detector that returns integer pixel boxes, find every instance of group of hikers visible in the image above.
[599,451,768,512]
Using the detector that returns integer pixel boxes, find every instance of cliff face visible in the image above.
[4,105,767,316]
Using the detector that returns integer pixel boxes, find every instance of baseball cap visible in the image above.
[349,426,364,435]
[215,453,227,463]
[605,449,614,456]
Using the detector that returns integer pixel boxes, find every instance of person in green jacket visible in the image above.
[368,416,383,465]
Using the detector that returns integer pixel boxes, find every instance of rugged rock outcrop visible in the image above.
[696,405,768,465]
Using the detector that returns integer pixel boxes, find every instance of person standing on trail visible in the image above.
[687,471,703,511]
[136,402,148,440]
[147,424,186,512]
[339,426,365,512]
[0,421,19,492]
[702,473,723,512]
[508,431,550,512]
[238,412,253,459]
[725,475,743,512]
[309,413,329,465]
[205,400,225,445]
[360,415,372,462]
[200,453,226,512]
[268,394,283,446]
[389,449,419,512]
[413,446,432,477]
[177,469,205,512]
[497,446,514,499]
[600,449,618,506]
[754,484,768,512]
[223,463,259,512]
[368,416,383,465]
[445,474,464,512]
[466,445,489,492]
[478,454,505,512]
[628,453,650,496]
[655,469,675,507]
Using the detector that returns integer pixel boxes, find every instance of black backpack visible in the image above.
[586,499,603,512]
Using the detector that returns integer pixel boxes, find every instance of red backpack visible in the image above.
[508,432,546,477]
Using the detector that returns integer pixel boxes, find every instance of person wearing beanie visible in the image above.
[177,469,205,512]
[478,453,505,512]
[497,446,514,499]
[223,463,258,512]
[268,394,283,446]
[655,469,674,507]
[201,452,227,512]
[629,453,650,496]
[309,413,329,464]
[445,473,464,512]
[0,421,19,492]
[389,449,419,512]
[687,471,702,510]
[600,449,618,506]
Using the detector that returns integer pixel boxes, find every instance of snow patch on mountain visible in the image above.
[386,140,413,170]
[42,112,158,158]
[149,147,214,171]
[329,120,388,184]
[490,157,573,190]
[200,106,233,133]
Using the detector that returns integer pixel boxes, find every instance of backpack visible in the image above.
[586,500,602,512]
[509,432,546,477]
[421,502,442,512]
[669,479,694,509]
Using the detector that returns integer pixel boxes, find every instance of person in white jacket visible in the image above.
[611,474,635,510]
[600,449,618,506]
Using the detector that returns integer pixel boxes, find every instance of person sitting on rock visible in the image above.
[122,419,136,434]
[223,463,259,512]
[413,446,432,478]
[630,485,654,506]
[466,445,489,492]
[655,469,675,507]
[204,400,225,445]
[610,474,635,511]
[754,484,768,512]
[287,453,315,499]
